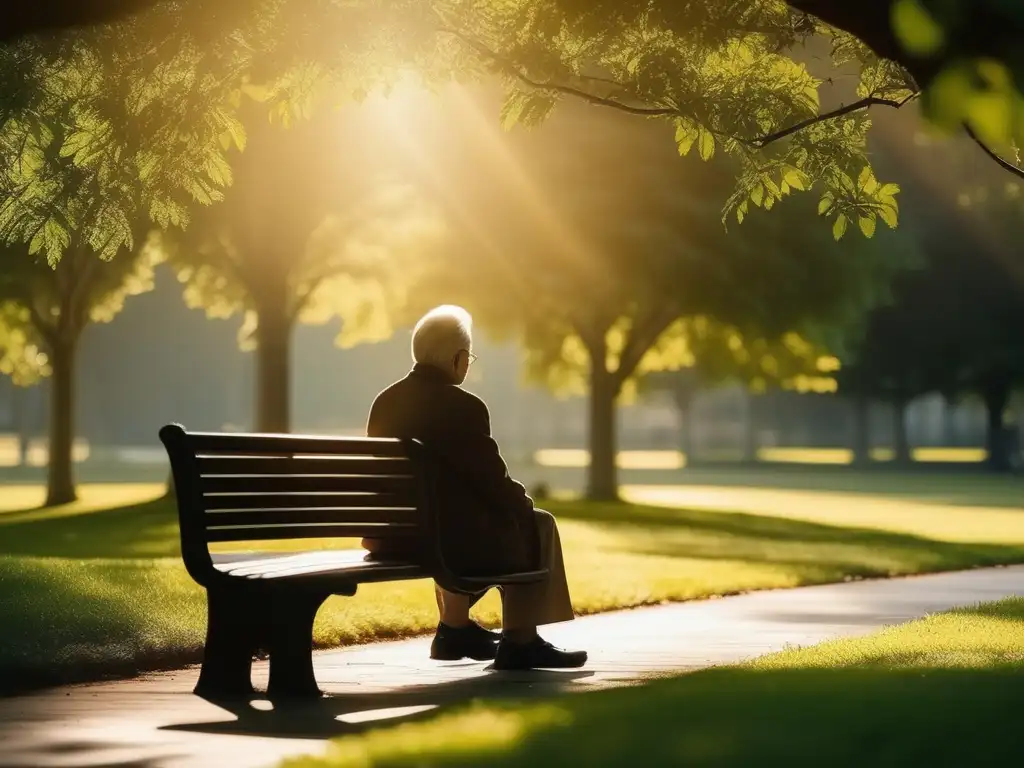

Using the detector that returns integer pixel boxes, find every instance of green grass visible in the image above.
[3,477,1024,691]
[282,598,1024,768]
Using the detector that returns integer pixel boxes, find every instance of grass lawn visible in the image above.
[3,477,1024,691]
[283,597,1024,768]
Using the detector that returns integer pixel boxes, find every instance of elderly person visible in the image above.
[363,305,586,670]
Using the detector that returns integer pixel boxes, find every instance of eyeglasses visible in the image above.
[467,352,478,364]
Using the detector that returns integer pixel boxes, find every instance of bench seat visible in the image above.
[212,551,550,587]
[212,550,428,582]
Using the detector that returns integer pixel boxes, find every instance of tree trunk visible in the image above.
[676,396,694,465]
[13,385,32,467]
[892,397,911,465]
[851,394,871,466]
[942,396,958,446]
[45,336,78,507]
[983,381,1011,473]
[586,365,619,502]
[254,304,292,434]
[743,391,759,464]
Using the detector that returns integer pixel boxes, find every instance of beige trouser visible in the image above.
[446,509,575,630]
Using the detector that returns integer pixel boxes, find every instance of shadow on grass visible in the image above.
[0,497,181,559]
[550,501,1024,578]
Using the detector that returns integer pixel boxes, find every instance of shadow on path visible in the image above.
[163,670,595,741]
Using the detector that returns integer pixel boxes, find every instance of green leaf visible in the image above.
[891,0,945,56]
[877,203,899,229]
[832,214,848,240]
[783,168,808,191]
[878,183,901,198]
[858,214,877,238]
[857,166,878,194]
[818,195,833,215]
[750,183,765,207]
[674,120,698,156]
[698,129,715,161]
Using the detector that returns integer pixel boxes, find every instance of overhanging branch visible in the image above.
[964,124,1024,180]
[442,29,676,117]
[445,28,917,148]
[745,91,919,147]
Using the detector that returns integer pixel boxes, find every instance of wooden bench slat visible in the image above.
[247,561,423,580]
[189,432,409,456]
[203,491,416,511]
[201,474,416,494]
[218,561,426,582]
[198,456,413,476]
[214,550,364,576]
[204,508,419,526]
[212,551,424,580]
[204,523,419,542]
[223,557,418,579]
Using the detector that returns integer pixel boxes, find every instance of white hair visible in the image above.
[411,305,473,368]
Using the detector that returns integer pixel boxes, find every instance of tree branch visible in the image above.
[964,123,1024,180]
[289,273,326,322]
[615,306,679,383]
[745,91,919,147]
[445,27,918,148]
[441,29,676,117]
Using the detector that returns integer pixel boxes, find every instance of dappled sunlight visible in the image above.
[535,448,686,470]
[0,436,91,467]
[755,598,1024,672]
[284,704,573,768]
[621,484,1024,545]
[535,447,989,469]
[759,447,988,464]
[0,483,165,518]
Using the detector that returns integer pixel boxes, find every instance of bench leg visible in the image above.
[266,591,328,700]
[195,587,260,699]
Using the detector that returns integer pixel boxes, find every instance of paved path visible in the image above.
[2,566,1022,768]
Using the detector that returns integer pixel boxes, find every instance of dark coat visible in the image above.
[366,364,540,579]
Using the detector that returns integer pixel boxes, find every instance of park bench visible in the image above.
[159,423,547,700]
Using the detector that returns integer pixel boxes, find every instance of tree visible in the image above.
[161,100,443,433]
[384,99,904,499]
[0,238,161,504]
[0,12,242,504]
[641,323,840,463]
[839,210,1024,472]
[0,13,248,265]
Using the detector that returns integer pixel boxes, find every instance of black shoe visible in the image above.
[493,637,588,670]
[429,621,500,661]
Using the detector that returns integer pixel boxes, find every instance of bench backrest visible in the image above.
[159,424,432,585]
